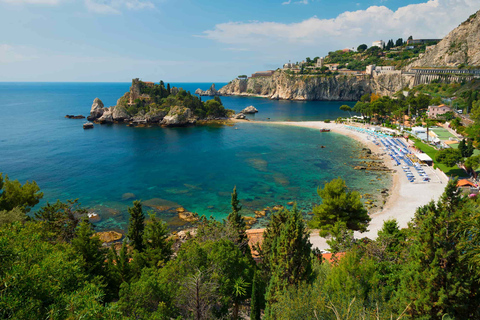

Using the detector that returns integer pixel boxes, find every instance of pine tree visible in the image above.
[226,187,248,253]
[250,270,262,320]
[142,213,173,268]
[397,178,480,318]
[167,83,171,95]
[127,200,145,252]
[72,218,105,279]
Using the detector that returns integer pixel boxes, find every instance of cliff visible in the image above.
[215,71,415,101]
[408,10,480,68]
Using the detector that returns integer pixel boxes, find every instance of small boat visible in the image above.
[320,128,331,132]
[83,122,94,129]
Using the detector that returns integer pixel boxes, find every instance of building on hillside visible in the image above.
[342,48,354,53]
[406,39,441,45]
[325,63,339,71]
[283,62,294,69]
[251,70,275,78]
[372,40,385,48]
[316,57,324,68]
[366,65,397,76]
[427,104,451,119]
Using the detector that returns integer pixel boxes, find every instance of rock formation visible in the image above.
[408,10,480,68]
[233,113,246,119]
[195,83,220,96]
[241,106,258,114]
[87,98,105,121]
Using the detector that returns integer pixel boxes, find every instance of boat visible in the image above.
[83,122,94,129]
[320,128,331,132]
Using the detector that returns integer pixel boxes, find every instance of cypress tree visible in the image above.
[167,83,171,95]
[227,187,248,253]
[466,139,474,157]
[458,139,467,157]
[250,271,261,320]
[127,200,145,252]
[263,206,313,317]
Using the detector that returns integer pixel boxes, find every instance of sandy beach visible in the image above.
[237,120,449,251]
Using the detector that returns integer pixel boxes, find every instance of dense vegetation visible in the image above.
[296,37,439,75]
[2,171,480,319]
[116,81,232,120]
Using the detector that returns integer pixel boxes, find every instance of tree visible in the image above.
[396,179,480,318]
[339,105,352,112]
[357,44,368,52]
[262,206,313,316]
[464,155,480,179]
[141,213,173,268]
[435,148,463,167]
[72,218,105,280]
[35,199,84,243]
[458,139,467,157]
[466,139,475,157]
[0,173,43,213]
[310,178,370,237]
[167,83,171,95]
[127,200,145,252]
[250,270,262,320]
[213,95,223,105]
[226,186,248,254]
[395,38,404,46]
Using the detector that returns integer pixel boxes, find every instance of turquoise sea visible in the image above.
[0,82,391,232]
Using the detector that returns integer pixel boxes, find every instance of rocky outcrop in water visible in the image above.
[242,106,258,114]
[195,83,220,96]
[87,98,105,121]
[408,10,480,68]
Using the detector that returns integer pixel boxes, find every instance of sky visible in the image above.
[0,0,479,82]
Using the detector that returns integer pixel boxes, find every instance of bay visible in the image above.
[0,82,389,231]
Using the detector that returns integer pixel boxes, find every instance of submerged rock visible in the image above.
[178,211,199,222]
[95,231,123,243]
[122,193,136,200]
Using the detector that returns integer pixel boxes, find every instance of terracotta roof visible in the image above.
[457,179,477,187]
[322,252,346,264]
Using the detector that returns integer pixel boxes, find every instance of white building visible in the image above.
[366,65,397,76]
[372,40,385,49]
[316,57,324,68]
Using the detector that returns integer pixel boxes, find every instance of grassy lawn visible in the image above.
[413,139,466,177]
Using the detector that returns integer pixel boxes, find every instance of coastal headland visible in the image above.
[235,119,448,251]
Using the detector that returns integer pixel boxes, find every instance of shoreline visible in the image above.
[234,119,448,251]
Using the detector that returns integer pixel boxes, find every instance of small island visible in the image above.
[87,79,234,127]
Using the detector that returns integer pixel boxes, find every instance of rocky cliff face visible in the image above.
[217,71,414,100]
[409,10,480,68]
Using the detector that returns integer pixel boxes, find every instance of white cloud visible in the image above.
[0,44,37,63]
[282,0,309,4]
[201,0,479,52]
[1,0,61,4]
[84,0,154,14]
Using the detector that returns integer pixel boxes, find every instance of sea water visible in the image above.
[0,82,390,231]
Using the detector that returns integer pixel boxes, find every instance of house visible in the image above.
[316,57,324,68]
[366,65,396,76]
[427,104,451,119]
[372,40,384,48]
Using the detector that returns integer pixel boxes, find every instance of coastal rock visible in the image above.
[95,231,123,243]
[145,109,167,123]
[65,115,85,119]
[195,83,220,96]
[97,107,114,123]
[218,70,415,100]
[161,106,194,126]
[112,106,130,122]
[88,98,105,121]
[241,106,258,114]
[233,113,246,119]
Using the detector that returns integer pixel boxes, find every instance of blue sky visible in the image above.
[0,0,478,82]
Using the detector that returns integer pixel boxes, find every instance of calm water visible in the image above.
[0,82,389,232]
